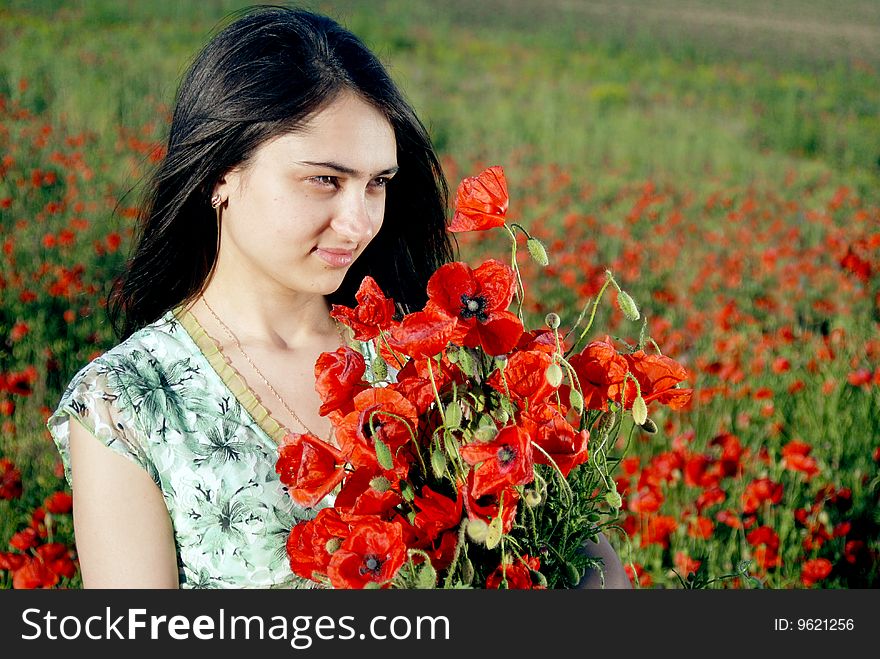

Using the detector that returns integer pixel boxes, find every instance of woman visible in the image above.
[48,6,630,589]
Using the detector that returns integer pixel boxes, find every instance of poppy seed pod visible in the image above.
[545,312,561,329]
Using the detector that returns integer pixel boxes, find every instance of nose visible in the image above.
[330,188,377,244]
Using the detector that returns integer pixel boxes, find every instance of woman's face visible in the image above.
[214,91,398,299]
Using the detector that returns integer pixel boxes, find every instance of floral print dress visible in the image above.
[47,306,375,589]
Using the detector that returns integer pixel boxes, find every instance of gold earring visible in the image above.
[210,193,222,208]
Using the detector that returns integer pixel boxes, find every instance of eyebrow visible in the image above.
[296,160,400,177]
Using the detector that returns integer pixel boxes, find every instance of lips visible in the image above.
[314,247,355,268]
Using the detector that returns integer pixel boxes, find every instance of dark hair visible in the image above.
[108,4,453,339]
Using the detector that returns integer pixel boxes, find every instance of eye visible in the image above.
[369,176,392,190]
[310,175,339,188]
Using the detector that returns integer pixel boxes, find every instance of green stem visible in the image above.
[565,273,615,358]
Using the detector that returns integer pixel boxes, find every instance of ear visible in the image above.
[211,174,230,208]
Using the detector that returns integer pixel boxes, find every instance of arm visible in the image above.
[68,419,179,588]
[577,531,633,589]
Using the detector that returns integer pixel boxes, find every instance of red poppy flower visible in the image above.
[781,440,820,480]
[276,433,348,508]
[314,347,367,422]
[425,260,523,356]
[412,485,463,541]
[519,403,589,477]
[0,458,22,500]
[625,562,653,588]
[460,425,534,497]
[44,491,73,514]
[334,466,402,517]
[12,556,59,589]
[487,350,557,406]
[418,529,459,571]
[640,515,677,549]
[0,551,26,572]
[388,307,458,359]
[9,527,39,551]
[741,478,783,514]
[485,555,544,589]
[335,388,419,476]
[695,486,726,512]
[687,516,715,540]
[516,329,567,355]
[567,340,628,411]
[674,552,702,577]
[801,558,833,587]
[462,475,519,536]
[621,350,692,410]
[327,519,407,589]
[330,276,396,340]
[746,525,781,570]
[286,508,358,581]
[393,355,464,416]
[35,543,76,579]
[448,165,508,232]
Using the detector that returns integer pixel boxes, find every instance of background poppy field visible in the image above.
[0,0,878,588]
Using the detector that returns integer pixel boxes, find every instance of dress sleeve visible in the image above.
[47,359,155,490]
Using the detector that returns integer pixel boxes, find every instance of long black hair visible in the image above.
[108,5,453,340]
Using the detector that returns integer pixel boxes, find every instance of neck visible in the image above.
[192,275,338,351]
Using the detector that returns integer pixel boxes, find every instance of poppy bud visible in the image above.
[491,408,510,425]
[564,562,581,587]
[596,409,617,438]
[325,537,342,554]
[639,417,658,434]
[473,425,498,443]
[373,435,394,470]
[461,556,475,585]
[605,490,622,510]
[545,312,561,329]
[369,475,392,492]
[569,388,584,415]
[545,362,563,388]
[466,518,489,544]
[617,290,640,321]
[417,561,437,589]
[632,395,648,426]
[371,355,388,381]
[444,402,462,428]
[524,488,542,507]
[431,448,447,479]
[527,237,549,267]
[530,569,548,588]
[486,515,504,549]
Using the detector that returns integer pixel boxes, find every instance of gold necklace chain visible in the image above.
[200,296,345,442]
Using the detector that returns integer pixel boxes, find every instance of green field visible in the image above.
[1,0,878,588]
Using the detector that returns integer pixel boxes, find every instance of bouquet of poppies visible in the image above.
[275,165,692,589]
